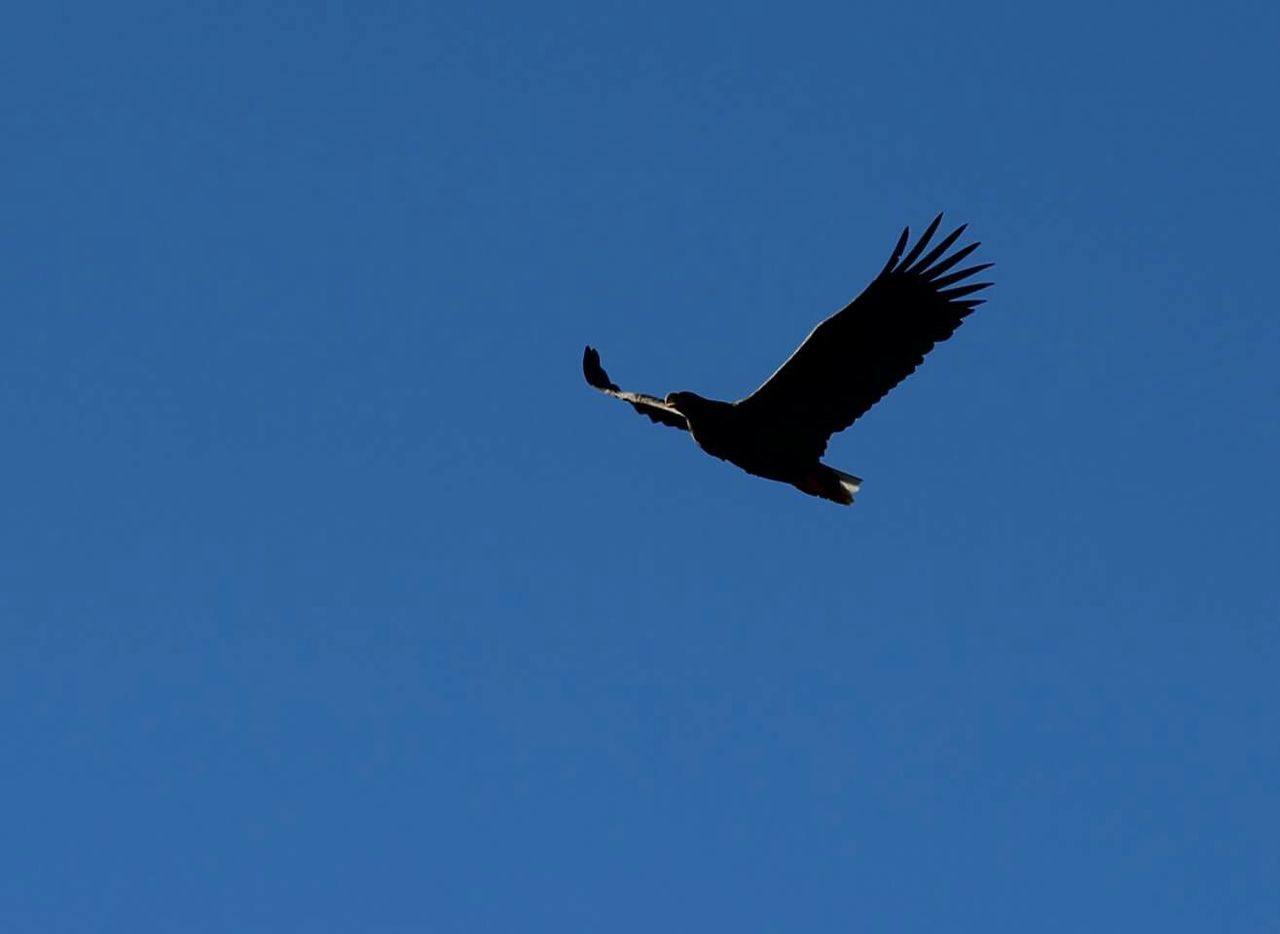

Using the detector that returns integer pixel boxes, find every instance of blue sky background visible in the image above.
[3,2,1278,931]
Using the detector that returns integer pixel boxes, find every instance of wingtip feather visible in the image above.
[922,241,981,280]
[907,223,967,275]
[898,214,944,270]
[878,226,911,277]
[939,282,994,301]
[931,262,995,289]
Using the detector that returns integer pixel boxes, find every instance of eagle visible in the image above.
[582,214,992,505]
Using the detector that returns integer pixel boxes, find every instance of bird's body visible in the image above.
[667,392,862,504]
[583,215,993,505]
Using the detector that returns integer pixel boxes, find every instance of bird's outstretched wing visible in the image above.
[582,346,689,430]
[736,214,992,458]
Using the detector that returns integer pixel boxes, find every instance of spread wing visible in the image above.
[582,346,689,430]
[736,214,992,458]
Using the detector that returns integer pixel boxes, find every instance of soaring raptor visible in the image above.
[582,214,993,505]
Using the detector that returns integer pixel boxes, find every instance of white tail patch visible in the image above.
[835,469,863,501]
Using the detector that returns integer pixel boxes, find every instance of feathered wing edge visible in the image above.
[582,346,689,430]
[734,214,994,451]
[747,213,994,399]
[875,213,994,312]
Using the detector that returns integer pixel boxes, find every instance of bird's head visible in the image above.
[664,391,705,413]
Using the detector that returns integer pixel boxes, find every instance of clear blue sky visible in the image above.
[3,2,1278,931]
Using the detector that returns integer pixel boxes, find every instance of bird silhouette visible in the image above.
[583,214,993,504]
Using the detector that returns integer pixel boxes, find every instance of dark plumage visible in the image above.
[583,214,993,505]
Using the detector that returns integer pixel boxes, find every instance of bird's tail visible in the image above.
[801,465,863,505]
[829,467,863,506]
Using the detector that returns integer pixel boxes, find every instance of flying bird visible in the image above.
[582,214,993,505]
